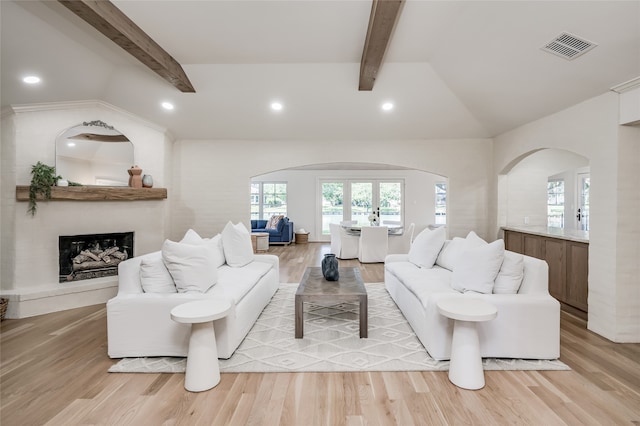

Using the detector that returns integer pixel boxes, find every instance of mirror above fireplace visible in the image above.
[55,120,134,186]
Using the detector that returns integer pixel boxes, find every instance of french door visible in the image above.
[320,179,402,236]
[577,173,590,231]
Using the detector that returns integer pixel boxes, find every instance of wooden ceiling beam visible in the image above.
[359,0,404,91]
[58,0,195,93]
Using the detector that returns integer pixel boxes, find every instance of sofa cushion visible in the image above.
[222,221,255,267]
[408,226,446,268]
[208,261,273,304]
[180,228,203,245]
[161,239,218,293]
[140,256,177,293]
[452,239,505,294]
[494,251,525,294]
[386,261,456,308]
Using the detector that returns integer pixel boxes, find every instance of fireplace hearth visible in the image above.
[59,232,134,282]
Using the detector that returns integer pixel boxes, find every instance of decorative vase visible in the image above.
[128,166,143,188]
[321,253,339,281]
[142,174,153,188]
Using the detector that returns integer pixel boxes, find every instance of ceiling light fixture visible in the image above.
[161,101,174,110]
[381,102,394,111]
[23,75,41,84]
[67,142,76,147]
[270,102,283,111]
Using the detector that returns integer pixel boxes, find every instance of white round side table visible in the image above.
[170,299,231,392]
[437,296,497,390]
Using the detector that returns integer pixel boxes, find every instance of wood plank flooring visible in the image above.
[1,242,639,425]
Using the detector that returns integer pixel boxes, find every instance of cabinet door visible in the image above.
[544,238,566,301]
[566,242,589,312]
[523,234,543,259]
[504,231,523,254]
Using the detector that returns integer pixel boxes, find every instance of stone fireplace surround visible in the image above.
[1,101,172,319]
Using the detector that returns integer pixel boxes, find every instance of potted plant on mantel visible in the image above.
[28,161,61,216]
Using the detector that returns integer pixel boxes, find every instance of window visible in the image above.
[320,179,403,235]
[435,183,446,224]
[547,179,564,228]
[251,182,287,220]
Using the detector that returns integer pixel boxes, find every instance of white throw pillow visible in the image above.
[221,221,255,267]
[452,239,505,294]
[494,250,525,294]
[408,226,446,269]
[180,228,203,245]
[140,257,176,293]
[161,239,218,293]
[203,233,226,268]
[436,237,467,270]
[465,231,488,247]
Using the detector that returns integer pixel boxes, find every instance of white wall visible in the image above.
[170,139,493,243]
[253,168,445,241]
[494,92,640,342]
[0,101,173,318]
[502,149,589,228]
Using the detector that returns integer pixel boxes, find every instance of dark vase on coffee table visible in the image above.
[321,254,340,281]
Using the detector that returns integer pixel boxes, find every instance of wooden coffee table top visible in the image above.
[296,267,366,299]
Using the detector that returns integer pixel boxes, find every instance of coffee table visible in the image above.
[295,267,367,338]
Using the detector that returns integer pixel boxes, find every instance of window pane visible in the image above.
[547,180,564,228]
[351,182,372,224]
[380,182,401,223]
[262,183,287,219]
[322,182,343,234]
[435,183,446,224]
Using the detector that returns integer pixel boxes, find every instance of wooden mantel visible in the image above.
[16,186,167,201]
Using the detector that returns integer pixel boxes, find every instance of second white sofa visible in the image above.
[385,228,560,361]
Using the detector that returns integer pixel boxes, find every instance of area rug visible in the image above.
[109,283,570,373]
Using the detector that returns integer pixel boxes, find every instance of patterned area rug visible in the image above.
[109,283,569,373]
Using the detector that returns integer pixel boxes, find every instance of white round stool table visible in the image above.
[437,297,497,390]
[170,299,231,392]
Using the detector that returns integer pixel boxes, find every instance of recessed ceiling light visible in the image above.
[23,75,41,84]
[270,102,283,111]
[67,142,76,147]
[161,101,174,110]
[381,102,394,111]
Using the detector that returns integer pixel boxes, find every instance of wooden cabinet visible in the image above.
[504,229,588,319]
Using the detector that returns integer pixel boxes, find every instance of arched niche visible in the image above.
[497,148,589,230]
[251,162,448,240]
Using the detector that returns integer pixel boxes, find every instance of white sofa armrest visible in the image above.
[117,252,163,295]
[385,254,409,263]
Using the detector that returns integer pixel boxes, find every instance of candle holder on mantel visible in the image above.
[128,166,143,188]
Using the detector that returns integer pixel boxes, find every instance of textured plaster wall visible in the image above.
[170,138,493,243]
[0,102,172,317]
[494,92,639,342]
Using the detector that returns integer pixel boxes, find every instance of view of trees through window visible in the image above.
[251,182,287,220]
[547,180,564,228]
[321,180,402,234]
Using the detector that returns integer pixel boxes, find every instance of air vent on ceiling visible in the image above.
[541,32,597,60]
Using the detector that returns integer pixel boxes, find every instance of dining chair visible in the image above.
[388,222,415,254]
[358,226,389,263]
[330,223,359,259]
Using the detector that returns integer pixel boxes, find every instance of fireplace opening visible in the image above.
[59,232,134,283]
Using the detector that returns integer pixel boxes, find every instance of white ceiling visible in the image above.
[2,0,639,141]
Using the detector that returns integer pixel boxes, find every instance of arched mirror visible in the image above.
[55,120,134,186]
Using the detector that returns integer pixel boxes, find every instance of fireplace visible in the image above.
[59,232,134,282]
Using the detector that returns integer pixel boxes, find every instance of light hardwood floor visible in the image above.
[1,242,639,425]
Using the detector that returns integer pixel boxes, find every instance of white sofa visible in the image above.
[107,225,279,359]
[384,229,560,361]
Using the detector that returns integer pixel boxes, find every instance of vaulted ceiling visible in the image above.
[2,1,639,141]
